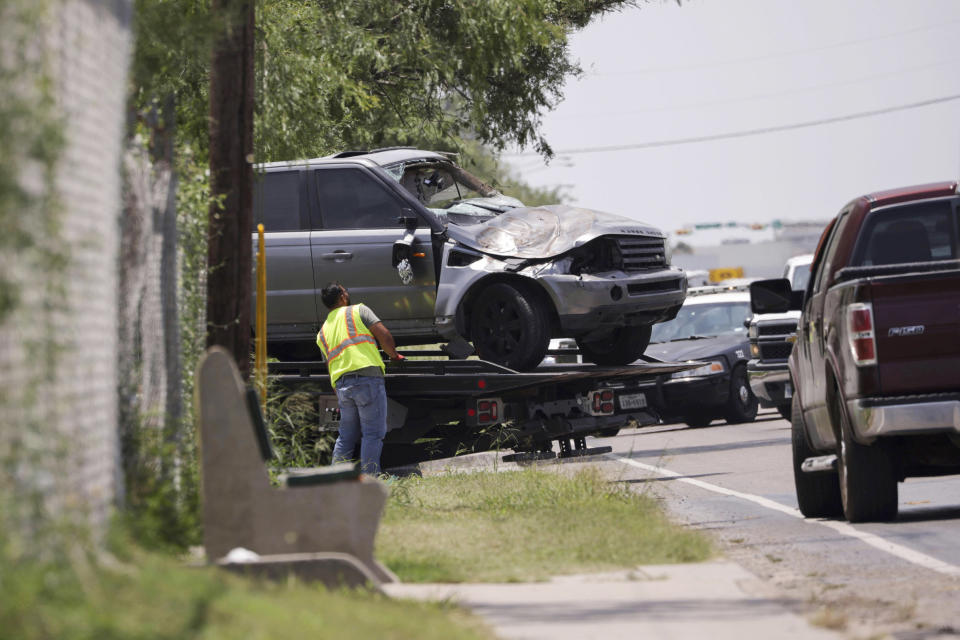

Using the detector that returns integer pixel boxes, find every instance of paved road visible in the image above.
[590,409,960,638]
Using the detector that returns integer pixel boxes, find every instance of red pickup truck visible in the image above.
[751,181,960,522]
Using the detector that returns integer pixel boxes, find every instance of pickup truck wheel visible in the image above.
[469,282,550,371]
[576,325,652,366]
[791,397,842,518]
[836,398,898,522]
[723,365,758,424]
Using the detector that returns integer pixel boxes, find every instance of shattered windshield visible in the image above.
[650,301,751,343]
[385,160,523,224]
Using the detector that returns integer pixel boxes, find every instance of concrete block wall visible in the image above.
[0,0,132,531]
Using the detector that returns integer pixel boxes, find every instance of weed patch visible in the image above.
[0,526,492,640]
[378,467,712,583]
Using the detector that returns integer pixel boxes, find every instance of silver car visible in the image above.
[253,148,686,370]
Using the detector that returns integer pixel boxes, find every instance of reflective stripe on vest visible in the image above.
[325,333,377,362]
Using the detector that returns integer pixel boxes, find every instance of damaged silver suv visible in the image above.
[254,148,686,370]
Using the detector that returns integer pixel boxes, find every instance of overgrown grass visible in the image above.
[377,467,712,583]
[0,526,492,640]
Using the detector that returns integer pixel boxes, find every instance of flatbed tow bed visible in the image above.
[269,355,698,469]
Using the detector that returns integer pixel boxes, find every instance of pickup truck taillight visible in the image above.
[847,302,877,366]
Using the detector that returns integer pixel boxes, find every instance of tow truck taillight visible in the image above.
[847,302,877,366]
[470,398,503,425]
[588,389,615,416]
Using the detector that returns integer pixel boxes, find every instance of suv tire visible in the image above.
[836,396,898,522]
[777,404,792,420]
[469,282,550,371]
[576,325,652,367]
[791,396,842,518]
[723,364,758,424]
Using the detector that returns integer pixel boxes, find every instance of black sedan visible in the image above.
[639,289,758,428]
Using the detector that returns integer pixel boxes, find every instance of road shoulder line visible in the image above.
[610,454,960,578]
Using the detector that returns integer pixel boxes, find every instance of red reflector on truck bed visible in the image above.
[468,398,503,426]
[588,389,616,416]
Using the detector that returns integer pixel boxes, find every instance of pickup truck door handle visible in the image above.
[322,251,353,261]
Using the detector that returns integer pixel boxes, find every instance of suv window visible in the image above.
[852,200,956,266]
[253,171,301,231]
[314,168,404,229]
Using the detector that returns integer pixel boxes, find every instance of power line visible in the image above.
[553,56,960,119]
[592,18,960,77]
[505,93,960,157]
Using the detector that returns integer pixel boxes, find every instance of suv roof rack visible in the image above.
[330,146,419,159]
[368,146,416,154]
[329,150,369,158]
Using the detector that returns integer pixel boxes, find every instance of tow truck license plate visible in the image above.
[619,393,647,410]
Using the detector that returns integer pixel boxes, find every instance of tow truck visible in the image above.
[269,351,699,468]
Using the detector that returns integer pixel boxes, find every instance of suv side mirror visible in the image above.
[392,229,415,268]
[397,207,419,229]
[750,278,802,314]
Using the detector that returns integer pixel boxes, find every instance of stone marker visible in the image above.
[196,346,395,586]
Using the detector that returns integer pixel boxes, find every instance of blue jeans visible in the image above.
[332,375,387,475]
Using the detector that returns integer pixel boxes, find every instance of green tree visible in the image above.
[134,0,636,160]
[255,0,635,161]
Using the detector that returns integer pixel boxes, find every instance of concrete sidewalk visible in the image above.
[384,560,841,640]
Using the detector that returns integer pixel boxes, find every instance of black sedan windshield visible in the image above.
[650,301,751,343]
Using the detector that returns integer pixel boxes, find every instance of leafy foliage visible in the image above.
[0,0,70,539]
[255,0,635,161]
[264,386,336,470]
[0,1,65,325]
[133,0,636,160]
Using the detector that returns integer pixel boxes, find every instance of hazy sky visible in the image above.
[504,0,960,236]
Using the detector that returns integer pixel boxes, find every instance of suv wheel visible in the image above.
[723,365,758,424]
[791,396,842,518]
[836,396,898,522]
[576,325,651,366]
[469,282,550,371]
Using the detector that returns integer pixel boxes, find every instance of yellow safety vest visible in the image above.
[316,305,385,387]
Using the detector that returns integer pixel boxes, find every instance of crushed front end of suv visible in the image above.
[253,148,686,370]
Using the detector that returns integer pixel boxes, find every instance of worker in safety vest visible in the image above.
[317,283,404,475]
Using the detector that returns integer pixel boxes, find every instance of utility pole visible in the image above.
[207,0,255,378]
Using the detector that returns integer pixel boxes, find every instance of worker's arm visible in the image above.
[369,321,403,360]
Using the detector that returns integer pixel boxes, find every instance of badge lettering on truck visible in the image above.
[887,325,925,337]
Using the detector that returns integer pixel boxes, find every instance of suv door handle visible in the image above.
[322,252,353,261]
